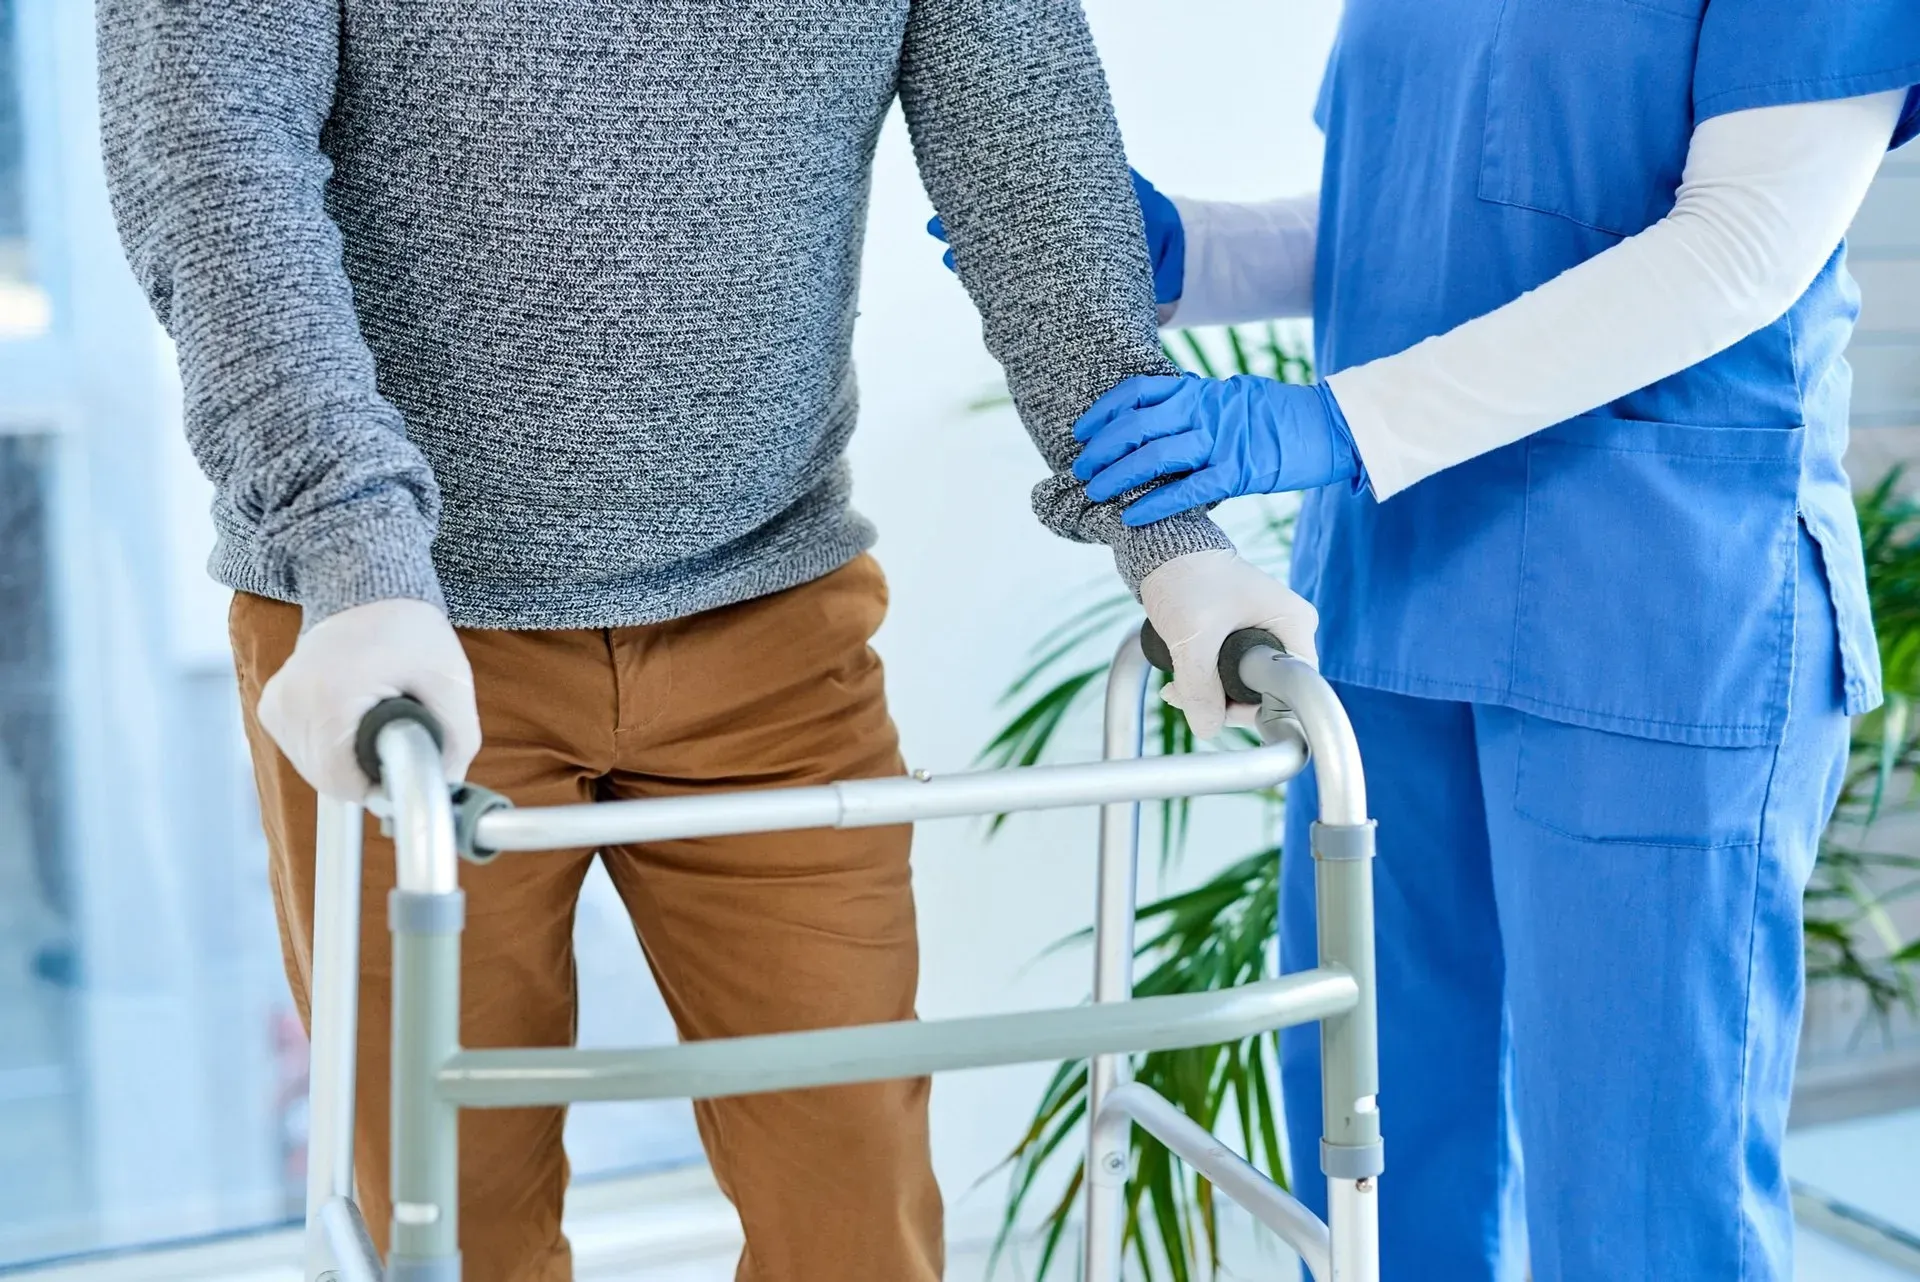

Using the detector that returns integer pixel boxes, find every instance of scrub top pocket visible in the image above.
[1479,0,1702,237]
[1510,415,1804,747]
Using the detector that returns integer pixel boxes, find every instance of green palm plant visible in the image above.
[1807,470,1920,1016]
[978,330,1920,1279]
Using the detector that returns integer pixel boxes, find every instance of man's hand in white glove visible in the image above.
[257,597,482,802]
[1140,550,1320,741]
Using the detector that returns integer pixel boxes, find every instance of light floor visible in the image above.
[9,1110,1917,1282]
[1786,1106,1920,1281]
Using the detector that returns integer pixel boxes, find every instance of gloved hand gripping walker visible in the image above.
[302,625,1383,1282]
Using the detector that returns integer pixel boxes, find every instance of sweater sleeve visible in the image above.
[97,0,444,625]
[897,0,1232,591]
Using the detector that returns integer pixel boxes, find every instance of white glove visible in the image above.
[1140,550,1320,741]
[257,598,482,802]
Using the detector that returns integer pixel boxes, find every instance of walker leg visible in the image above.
[1328,1177,1380,1282]
[319,1196,383,1282]
[306,799,365,1282]
[383,719,465,1282]
[1084,635,1151,1282]
[1313,820,1383,1282]
[388,899,463,1280]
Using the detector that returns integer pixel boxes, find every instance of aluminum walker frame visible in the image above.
[301,625,1383,1282]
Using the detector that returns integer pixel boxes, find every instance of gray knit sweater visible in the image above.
[97,0,1227,629]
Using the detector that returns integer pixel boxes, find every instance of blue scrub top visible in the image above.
[1295,0,1920,747]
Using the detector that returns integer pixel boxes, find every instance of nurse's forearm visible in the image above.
[1166,193,1319,327]
[1328,89,1906,501]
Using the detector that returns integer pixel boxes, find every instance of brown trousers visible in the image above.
[231,556,943,1282]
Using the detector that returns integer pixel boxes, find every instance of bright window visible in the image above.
[0,432,80,1264]
[0,0,47,340]
[0,9,698,1262]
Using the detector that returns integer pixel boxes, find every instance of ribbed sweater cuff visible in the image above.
[1110,510,1234,596]
[287,509,446,628]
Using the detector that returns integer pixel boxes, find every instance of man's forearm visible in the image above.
[98,0,443,624]
[897,0,1232,589]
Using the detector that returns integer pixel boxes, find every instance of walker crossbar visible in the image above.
[467,731,1308,853]
[437,968,1359,1108]
[302,625,1382,1282]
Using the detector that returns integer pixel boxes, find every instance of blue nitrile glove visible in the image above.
[1072,374,1361,526]
[927,169,1186,307]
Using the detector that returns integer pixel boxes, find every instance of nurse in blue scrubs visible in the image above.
[940,5,1920,1279]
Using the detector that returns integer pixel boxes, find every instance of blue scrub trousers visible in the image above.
[1280,528,1851,1282]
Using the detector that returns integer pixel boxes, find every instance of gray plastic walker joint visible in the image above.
[389,889,468,935]
[1321,1137,1386,1180]
[1310,820,1377,863]
[450,783,513,863]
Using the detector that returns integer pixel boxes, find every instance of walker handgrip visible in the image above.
[353,697,446,786]
[1139,623,1288,706]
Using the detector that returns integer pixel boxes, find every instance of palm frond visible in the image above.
[1177,331,1219,379]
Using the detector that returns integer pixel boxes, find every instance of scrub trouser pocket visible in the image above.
[1280,530,1850,1282]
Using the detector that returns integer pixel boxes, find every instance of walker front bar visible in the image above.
[437,967,1359,1108]
[468,722,1309,854]
[309,622,1380,1282]
[1087,624,1381,1282]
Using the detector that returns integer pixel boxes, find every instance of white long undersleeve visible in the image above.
[1166,191,1319,326]
[1327,89,1907,501]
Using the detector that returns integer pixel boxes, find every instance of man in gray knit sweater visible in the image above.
[98,2,1314,1278]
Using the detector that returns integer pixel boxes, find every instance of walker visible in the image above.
[300,624,1383,1282]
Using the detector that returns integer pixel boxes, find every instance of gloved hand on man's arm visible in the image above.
[1083,374,1328,738]
[928,168,1186,309]
[258,597,483,802]
[1075,373,1362,524]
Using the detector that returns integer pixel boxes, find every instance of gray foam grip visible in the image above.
[353,697,446,785]
[1138,623,1287,705]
